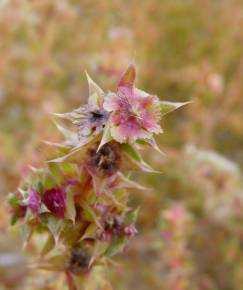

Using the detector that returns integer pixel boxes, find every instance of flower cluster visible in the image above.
[8,64,188,289]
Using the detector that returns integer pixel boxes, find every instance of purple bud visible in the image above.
[42,188,66,218]
[124,224,138,237]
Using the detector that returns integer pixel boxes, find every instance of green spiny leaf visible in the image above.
[65,191,76,224]
[105,236,127,257]
[46,216,64,244]
[160,101,191,116]
[81,223,97,240]
[97,122,112,151]
[121,144,160,173]
[41,233,55,256]
[125,208,139,225]
[85,71,104,108]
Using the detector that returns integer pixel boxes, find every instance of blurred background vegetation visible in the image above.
[0,0,243,289]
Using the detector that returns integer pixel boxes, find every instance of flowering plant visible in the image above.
[8,64,189,289]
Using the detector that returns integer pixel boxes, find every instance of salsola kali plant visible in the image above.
[8,64,189,289]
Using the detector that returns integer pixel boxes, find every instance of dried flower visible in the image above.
[54,72,110,144]
[70,105,109,140]
[97,210,137,241]
[102,214,123,240]
[104,64,162,143]
[86,141,121,177]
[42,188,66,218]
[68,245,92,275]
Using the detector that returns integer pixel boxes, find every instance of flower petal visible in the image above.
[111,119,150,143]
[103,92,120,112]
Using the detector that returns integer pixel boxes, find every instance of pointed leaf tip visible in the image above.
[118,64,136,88]
[51,112,73,120]
[54,122,78,144]
[160,100,191,116]
[85,71,104,107]
[137,137,166,156]
[97,122,112,152]
[65,191,76,224]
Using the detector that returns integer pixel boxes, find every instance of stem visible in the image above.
[65,271,78,290]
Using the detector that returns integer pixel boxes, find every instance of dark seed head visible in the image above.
[97,213,125,241]
[86,141,121,177]
[104,215,123,233]
[68,246,92,275]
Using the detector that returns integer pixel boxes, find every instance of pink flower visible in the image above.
[124,224,138,237]
[27,190,41,215]
[42,188,66,218]
[104,64,162,143]
[163,204,187,226]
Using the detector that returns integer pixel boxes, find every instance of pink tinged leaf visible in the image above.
[89,173,107,196]
[65,271,78,290]
[118,64,136,88]
[64,179,80,187]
